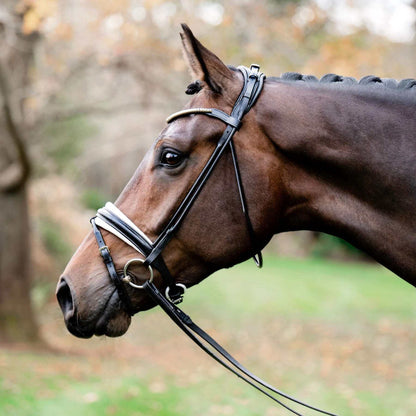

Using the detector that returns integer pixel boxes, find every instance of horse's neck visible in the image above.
[259,81,416,284]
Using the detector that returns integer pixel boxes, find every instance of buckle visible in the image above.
[99,245,110,254]
[249,64,260,77]
[98,245,113,264]
[253,251,263,268]
[165,283,187,304]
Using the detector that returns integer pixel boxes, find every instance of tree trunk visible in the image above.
[0,187,40,343]
[0,1,40,343]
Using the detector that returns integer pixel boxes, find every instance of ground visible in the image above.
[1,257,415,416]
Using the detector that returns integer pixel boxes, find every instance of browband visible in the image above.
[166,107,212,123]
[166,65,265,127]
[167,108,242,129]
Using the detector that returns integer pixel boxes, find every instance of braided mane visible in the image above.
[274,72,416,91]
[185,70,416,95]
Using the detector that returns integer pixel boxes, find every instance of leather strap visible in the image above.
[229,137,263,267]
[143,280,339,416]
[208,109,242,129]
[90,218,134,314]
[148,65,266,269]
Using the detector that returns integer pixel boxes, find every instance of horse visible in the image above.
[57,24,416,339]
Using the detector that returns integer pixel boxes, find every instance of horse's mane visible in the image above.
[271,72,416,91]
[185,70,416,95]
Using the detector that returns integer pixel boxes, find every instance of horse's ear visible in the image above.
[180,23,235,94]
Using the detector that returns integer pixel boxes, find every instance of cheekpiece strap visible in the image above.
[90,217,134,314]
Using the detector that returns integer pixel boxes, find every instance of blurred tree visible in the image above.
[0,0,42,343]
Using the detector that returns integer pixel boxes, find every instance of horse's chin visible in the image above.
[94,307,132,338]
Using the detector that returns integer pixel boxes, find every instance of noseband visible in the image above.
[89,65,338,416]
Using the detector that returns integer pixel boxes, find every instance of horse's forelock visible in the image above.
[185,80,203,95]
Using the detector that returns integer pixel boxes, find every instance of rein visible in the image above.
[90,65,339,416]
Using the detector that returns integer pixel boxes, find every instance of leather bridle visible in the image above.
[91,64,264,306]
[89,65,339,416]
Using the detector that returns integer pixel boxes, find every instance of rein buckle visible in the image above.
[165,283,187,304]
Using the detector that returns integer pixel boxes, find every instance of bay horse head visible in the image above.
[56,25,281,338]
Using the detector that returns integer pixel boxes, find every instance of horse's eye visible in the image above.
[161,150,183,167]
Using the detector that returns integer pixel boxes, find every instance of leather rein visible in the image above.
[90,65,339,416]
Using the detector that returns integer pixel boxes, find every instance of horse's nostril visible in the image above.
[56,277,93,338]
[56,278,75,320]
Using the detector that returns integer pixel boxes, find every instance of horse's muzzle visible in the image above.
[56,275,132,338]
[56,277,94,338]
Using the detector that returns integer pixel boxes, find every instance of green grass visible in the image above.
[1,257,415,416]
[187,256,415,322]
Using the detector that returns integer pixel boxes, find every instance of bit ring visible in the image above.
[123,258,153,289]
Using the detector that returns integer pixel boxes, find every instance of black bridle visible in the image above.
[91,64,265,305]
[90,65,339,416]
